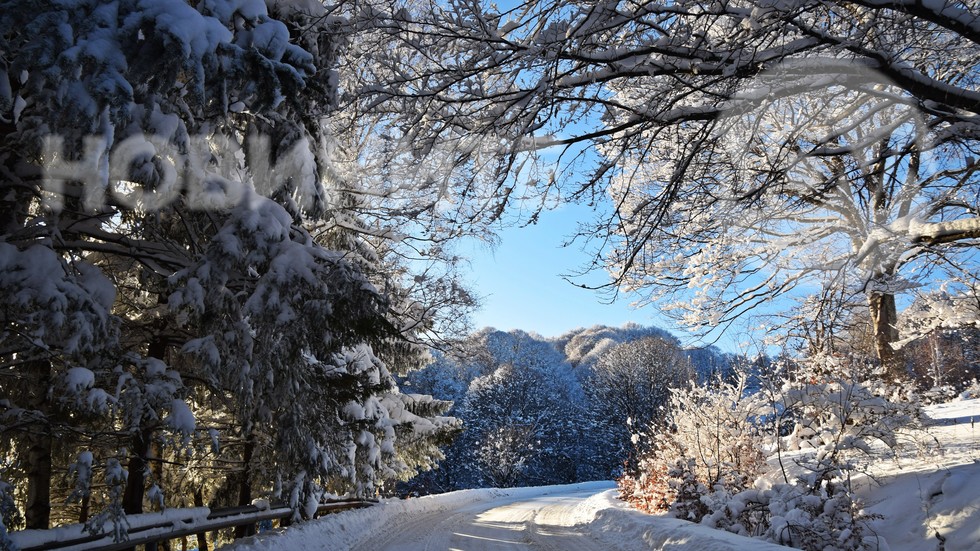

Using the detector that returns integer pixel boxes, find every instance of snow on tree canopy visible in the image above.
[165,398,196,435]
[64,367,95,394]
[167,191,414,500]
[0,243,115,356]
[0,0,324,208]
[0,0,450,532]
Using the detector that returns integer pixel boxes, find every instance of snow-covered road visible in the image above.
[222,481,795,551]
[356,485,609,551]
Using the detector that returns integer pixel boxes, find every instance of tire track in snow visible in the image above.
[355,486,609,550]
[526,492,625,551]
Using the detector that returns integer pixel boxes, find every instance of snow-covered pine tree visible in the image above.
[2,0,463,530]
[0,244,118,529]
[169,194,411,506]
[1,0,331,528]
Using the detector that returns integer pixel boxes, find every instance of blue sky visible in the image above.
[457,202,752,353]
[459,203,674,338]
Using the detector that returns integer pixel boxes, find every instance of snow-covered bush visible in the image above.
[775,354,920,483]
[474,425,537,488]
[667,373,768,491]
[921,385,960,406]
[761,480,875,550]
[619,371,766,517]
[618,434,679,514]
[758,356,915,549]
[622,355,915,550]
[667,459,709,521]
[677,478,876,549]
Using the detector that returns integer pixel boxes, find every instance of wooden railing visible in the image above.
[12,500,375,551]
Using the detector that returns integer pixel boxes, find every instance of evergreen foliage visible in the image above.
[1,0,461,536]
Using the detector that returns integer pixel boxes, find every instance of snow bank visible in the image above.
[924,398,980,425]
[858,398,980,551]
[220,487,509,551]
[574,490,793,551]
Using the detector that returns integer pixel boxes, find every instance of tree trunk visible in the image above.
[140,336,171,551]
[24,359,52,530]
[24,430,53,529]
[78,492,90,524]
[194,489,209,551]
[122,428,150,515]
[233,437,255,539]
[869,291,904,380]
[120,427,152,551]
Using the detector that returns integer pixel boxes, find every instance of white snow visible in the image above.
[14,398,976,551]
[9,508,211,551]
[856,398,980,551]
[64,367,96,392]
[219,481,793,550]
[165,398,197,434]
[909,217,980,242]
[13,95,26,123]
[218,398,980,551]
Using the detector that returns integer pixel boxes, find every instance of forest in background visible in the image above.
[398,322,980,495]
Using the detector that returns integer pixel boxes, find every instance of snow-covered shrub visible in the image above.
[619,371,766,516]
[668,459,709,522]
[776,354,920,484]
[617,433,679,513]
[621,355,911,550]
[921,385,959,405]
[763,480,875,550]
[730,354,911,550]
[699,486,768,537]
[684,478,876,549]
[667,372,768,491]
[666,459,879,550]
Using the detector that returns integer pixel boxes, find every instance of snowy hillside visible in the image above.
[860,398,980,551]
